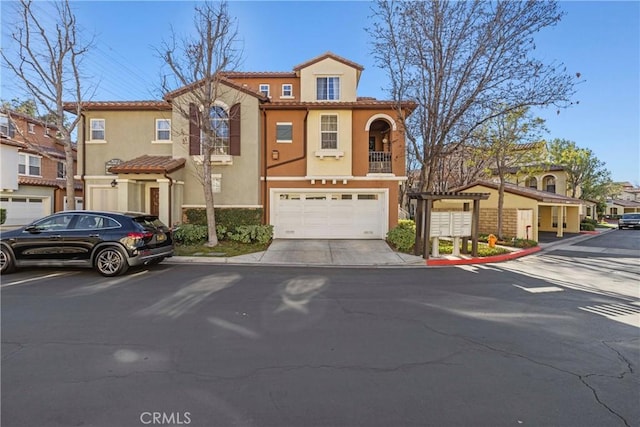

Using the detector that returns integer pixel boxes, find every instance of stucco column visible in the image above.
[557,205,564,237]
[158,178,171,226]
[116,179,128,213]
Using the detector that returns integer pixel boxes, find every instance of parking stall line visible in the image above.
[1,272,72,288]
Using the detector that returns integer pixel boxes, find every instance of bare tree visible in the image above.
[1,0,93,210]
[369,0,579,192]
[159,0,243,247]
[476,108,546,238]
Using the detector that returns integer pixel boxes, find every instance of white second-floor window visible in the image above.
[276,123,293,143]
[156,119,171,141]
[317,77,340,100]
[28,123,35,134]
[320,115,338,149]
[259,84,270,97]
[18,153,41,176]
[90,119,105,140]
[281,84,293,98]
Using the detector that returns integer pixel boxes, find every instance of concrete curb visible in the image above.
[425,228,614,267]
[426,246,541,266]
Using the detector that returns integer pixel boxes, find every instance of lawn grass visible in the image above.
[175,240,270,257]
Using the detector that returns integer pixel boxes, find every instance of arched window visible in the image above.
[202,106,229,154]
[543,175,556,193]
[525,177,537,189]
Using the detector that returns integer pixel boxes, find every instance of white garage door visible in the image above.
[0,196,49,226]
[272,191,387,239]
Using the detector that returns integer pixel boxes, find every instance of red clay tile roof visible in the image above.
[293,52,364,71]
[608,198,640,207]
[221,71,297,78]
[1,135,27,149]
[63,101,171,112]
[18,176,82,190]
[261,100,417,111]
[163,75,269,101]
[108,155,186,174]
[1,108,60,130]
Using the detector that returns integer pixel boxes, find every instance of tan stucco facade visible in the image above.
[434,183,582,241]
[69,53,413,236]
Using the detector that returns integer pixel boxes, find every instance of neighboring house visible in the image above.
[615,182,640,201]
[66,52,415,238]
[0,109,82,226]
[433,180,584,242]
[605,199,640,216]
[486,161,602,222]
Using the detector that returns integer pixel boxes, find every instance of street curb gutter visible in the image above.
[426,246,542,266]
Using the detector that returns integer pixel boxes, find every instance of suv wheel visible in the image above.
[95,247,129,277]
[0,246,16,274]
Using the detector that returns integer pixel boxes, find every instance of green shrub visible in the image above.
[175,223,273,245]
[184,208,263,228]
[582,217,598,226]
[387,220,416,252]
[226,225,273,244]
[580,222,596,231]
[0,208,5,225]
[173,224,208,245]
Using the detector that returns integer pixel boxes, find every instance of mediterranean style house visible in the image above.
[65,52,415,239]
[0,109,82,226]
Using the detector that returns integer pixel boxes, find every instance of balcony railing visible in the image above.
[368,151,392,173]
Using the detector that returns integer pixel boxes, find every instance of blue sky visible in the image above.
[1,1,638,184]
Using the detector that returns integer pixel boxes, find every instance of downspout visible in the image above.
[262,107,309,224]
[80,112,86,210]
[267,109,308,169]
[164,171,173,227]
[262,107,267,224]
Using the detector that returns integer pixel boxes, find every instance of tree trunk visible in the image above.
[63,134,76,211]
[497,178,505,239]
[202,148,218,247]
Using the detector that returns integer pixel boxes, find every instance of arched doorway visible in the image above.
[367,118,392,173]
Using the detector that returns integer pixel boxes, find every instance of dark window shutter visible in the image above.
[229,103,241,156]
[189,103,200,155]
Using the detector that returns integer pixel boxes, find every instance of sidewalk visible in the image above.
[167,239,426,268]
[167,228,615,268]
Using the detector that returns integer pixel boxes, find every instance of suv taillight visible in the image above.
[127,232,153,240]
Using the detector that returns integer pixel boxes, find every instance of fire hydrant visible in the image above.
[488,234,497,248]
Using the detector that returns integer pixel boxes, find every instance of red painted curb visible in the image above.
[426,246,542,266]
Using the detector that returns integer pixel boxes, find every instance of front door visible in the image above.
[150,188,159,216]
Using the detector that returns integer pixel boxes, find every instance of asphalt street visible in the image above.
[2,236,638,427]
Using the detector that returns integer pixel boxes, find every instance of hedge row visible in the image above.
[177,208,271,245]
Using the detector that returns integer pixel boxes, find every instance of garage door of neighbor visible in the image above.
[272,191,386,239]
[0,196,49,226]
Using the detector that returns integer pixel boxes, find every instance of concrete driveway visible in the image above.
[231,239,426,267]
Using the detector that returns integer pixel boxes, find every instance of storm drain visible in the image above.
[579,303,640,328]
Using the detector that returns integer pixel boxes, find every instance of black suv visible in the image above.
[1,211,174,276]
[618,213,640,230]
